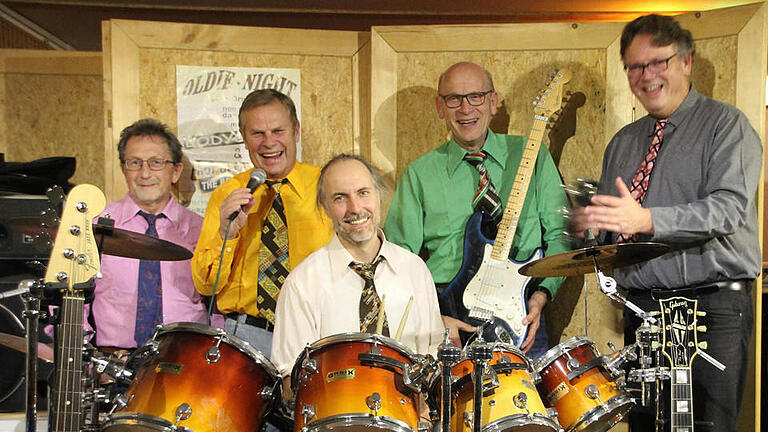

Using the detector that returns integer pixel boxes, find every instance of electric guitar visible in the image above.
[658,296,706,432]
[47,184,105,432]
[439,69,571,346]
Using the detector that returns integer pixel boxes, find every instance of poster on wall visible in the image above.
[175,65,301,215]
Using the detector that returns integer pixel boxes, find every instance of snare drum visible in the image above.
[430,343,560,432]
[102,322,280,432]
[292,332,420,432]
[534,336,632,432]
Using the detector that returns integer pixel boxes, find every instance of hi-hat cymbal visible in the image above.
[519,242,671,277]
[8,217,192,261]
[0,332,54,363]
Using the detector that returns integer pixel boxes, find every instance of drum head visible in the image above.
[0,303,25,404]
[534,335,595,372]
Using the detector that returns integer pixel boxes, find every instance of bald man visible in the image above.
[385,62,570,358]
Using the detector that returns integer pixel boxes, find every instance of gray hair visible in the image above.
[117,118,183,164]
[316,154,384,209]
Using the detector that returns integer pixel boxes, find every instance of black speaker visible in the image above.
[0,194,51,266]
[0,274,52,412]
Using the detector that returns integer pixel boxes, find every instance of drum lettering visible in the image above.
[326,368,356,383]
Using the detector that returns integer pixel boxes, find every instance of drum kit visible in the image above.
[0,184,722,432]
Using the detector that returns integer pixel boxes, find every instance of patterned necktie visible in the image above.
[464,151,503,224]
[257,179,290,324]
[349,256,389,336]
[617,119,668,243]
[135,211,165,346]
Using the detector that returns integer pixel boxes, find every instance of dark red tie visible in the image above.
[617,119,667,243]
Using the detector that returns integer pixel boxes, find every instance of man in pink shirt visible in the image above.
[86,118,222,350]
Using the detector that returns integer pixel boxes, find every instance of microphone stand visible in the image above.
[20,280,45,432]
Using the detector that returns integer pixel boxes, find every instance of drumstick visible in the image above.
[395,296,414,341]
[376,294,387,334]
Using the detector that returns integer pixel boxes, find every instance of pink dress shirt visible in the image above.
[86,195,223,348]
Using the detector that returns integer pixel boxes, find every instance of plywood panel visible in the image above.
[0,50,103,190]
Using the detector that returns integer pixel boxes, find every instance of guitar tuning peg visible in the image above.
[698,341,708,350]
[649,311,661,316]
[46,185,65,207]
[651,341,662,350]
[33,233,53,252]
[696,311,707,317]
[40,208,59,227]
[697,325,707,333]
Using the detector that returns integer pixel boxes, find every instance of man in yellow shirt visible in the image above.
[192,89,332,356]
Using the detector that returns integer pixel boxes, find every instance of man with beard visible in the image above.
[271,154,443,383]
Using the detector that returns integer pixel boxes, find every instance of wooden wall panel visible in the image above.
[0,49,103,189]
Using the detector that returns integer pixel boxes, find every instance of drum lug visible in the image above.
[513,392,531,415]
[585,384,607,408]
[301,359,318,375]
[463,412,473,428]
[301,403,316,423]
[108,393,133,414]
[259,385,274,400]
[366,392,382,416]
[546,407,560,422]
[173,402,193,428]
[206,336,225,363]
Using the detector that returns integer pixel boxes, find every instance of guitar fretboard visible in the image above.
[52,294,85,432]
[670,367,693,431]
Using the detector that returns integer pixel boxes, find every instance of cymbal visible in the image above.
[8,217,193,261]
[0,332,54,363]
[518,242,671,277]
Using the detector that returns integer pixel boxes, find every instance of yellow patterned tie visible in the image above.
[257,179,290,323]
[349,256,389,336]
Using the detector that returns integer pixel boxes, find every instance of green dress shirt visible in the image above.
[385,130,570,297]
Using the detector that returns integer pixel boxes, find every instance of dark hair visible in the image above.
[238,89,298,131]
[117,118,183,163]
[620,14,695,59]
[317,154,384,209]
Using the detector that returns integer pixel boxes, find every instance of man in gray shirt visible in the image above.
[571,14,760,432]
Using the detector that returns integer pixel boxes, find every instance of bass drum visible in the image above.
[103,322,281,432]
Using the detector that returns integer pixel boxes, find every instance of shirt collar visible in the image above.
[646,84,701,136]
[327,229,400,282]
[119,194,181,227]
[446,129,508,177]
[270,162,308,200]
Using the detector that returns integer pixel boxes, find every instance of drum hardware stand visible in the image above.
[465,329,493,432]
[18,279,45,432]
[436,329,461,432]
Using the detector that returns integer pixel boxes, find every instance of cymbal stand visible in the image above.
[19,280,46,432]
[466,333,493,432]
[437,329,461,432]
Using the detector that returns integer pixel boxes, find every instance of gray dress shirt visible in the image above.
[597,85,762,289]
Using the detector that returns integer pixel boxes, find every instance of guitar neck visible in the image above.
[52,294,85,432]
[670,367,694,431]
[491,115,548,261]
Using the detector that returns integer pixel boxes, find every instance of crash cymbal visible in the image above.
[8,217,192,261]
[0,332,54,363]
[518,242,671,277]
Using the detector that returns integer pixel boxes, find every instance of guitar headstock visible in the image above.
[44,184,106,290]
[533,69,572,117]
[658,296,702,368]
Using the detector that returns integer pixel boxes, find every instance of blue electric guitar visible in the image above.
[439,69,571,346]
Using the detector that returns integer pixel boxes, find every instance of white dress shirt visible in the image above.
[271,231,445,377]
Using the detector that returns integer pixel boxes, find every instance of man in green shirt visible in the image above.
[384,62,570,357]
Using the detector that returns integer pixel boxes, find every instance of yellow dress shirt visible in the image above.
[191,162,333,316]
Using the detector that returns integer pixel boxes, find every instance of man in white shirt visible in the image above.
[271,154,444,381]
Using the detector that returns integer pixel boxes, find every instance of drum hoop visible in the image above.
[566,392,634,432]
[103,412,195,432]
[301,332,417,362]
[302,413,415,432]
[533,335,596,372]
[461,342,531,370]
[152,321,281,380]
[487,412,561,431]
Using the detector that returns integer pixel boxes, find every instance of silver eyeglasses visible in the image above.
[123,158,175,171]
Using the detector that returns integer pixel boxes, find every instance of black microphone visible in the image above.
[227,168,267,221]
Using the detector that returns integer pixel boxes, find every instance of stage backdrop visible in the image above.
[0,49,103,188]
[101,19,370,205]
[371,3,766,430]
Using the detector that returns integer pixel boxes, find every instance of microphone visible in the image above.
[227,168,267,221]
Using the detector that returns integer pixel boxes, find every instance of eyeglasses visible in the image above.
[122,158,175,171]
[624,53,677,78]
[439,90,493,108]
